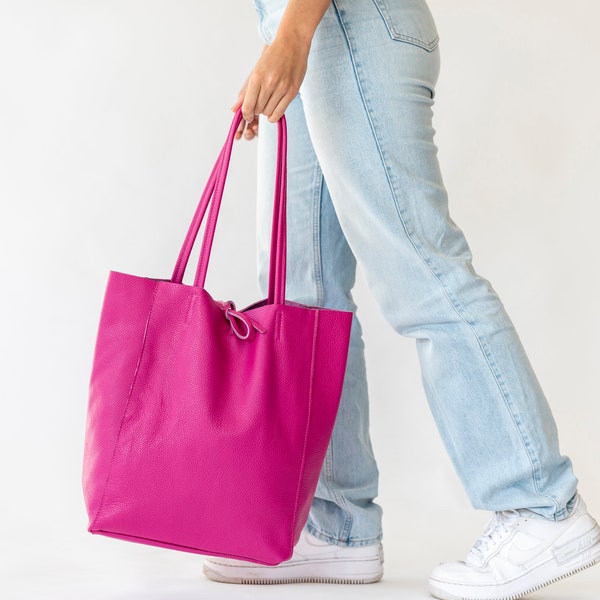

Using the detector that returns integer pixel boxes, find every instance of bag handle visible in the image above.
[171,109,288,306]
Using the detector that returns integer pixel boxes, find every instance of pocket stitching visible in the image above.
[392,31,439,51]
[372,0,440,52]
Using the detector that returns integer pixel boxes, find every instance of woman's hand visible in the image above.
[231,37,310,128]
[231,0,331,137]
[234,114,259,141]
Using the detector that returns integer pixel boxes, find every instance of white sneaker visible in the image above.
[202,529,384,584]
[429,494,600,600]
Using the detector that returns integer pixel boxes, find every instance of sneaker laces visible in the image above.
[467,510,520,566]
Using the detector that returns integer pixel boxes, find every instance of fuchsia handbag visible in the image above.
[82,109,353,566]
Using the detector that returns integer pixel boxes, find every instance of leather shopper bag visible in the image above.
[82,109,353,566]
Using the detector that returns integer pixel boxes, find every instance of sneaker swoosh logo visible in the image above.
[507,537,554,566]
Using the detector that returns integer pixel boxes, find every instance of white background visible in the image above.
[0,1,598,598]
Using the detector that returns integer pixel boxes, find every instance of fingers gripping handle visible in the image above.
[170,109,288,306]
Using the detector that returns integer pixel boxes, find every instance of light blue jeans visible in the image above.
[252,0,578,547]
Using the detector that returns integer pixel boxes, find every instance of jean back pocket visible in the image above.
[371,0,439,51]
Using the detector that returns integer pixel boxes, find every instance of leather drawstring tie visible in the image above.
[216,300,266,340]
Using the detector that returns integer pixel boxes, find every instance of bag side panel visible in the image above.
[92,293,320,565]
[293,308,354,541]
[83,271,159,527]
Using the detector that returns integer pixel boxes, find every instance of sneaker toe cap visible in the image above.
[429,560,494,586]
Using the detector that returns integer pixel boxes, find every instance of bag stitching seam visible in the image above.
[289,309,320,554]
[90,280,160,531]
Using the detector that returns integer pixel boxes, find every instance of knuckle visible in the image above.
[263,74,277,88]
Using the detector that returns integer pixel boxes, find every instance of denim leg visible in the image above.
[257,94,383,546]
[252,0,579,535]
[295,0,578,521]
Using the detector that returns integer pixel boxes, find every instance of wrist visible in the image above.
[273,23,314,50]
[275,0,329,48]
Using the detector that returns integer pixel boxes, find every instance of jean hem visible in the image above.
[550,490,580,522]
[305,522,383,548]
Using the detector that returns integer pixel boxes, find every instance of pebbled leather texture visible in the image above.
[82,110,353,566]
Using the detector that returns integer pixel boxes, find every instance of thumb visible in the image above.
[231,88,246,112]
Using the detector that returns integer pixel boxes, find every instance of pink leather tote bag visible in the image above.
[82,109,353,566]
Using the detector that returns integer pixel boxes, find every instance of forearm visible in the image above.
[275,0,331,47]
[233,0,331,124]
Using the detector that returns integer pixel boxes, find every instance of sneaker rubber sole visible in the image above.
[429,527,600,600]
[202,562,383,585]
[203,544,384,585]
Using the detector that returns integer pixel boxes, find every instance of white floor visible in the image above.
[92,571,600,600]
[6,531,599,600]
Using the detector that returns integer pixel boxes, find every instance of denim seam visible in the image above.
[331,0,559,517]
[323,438,354,540]
[312,162,325,307]
[305,521,383,548]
